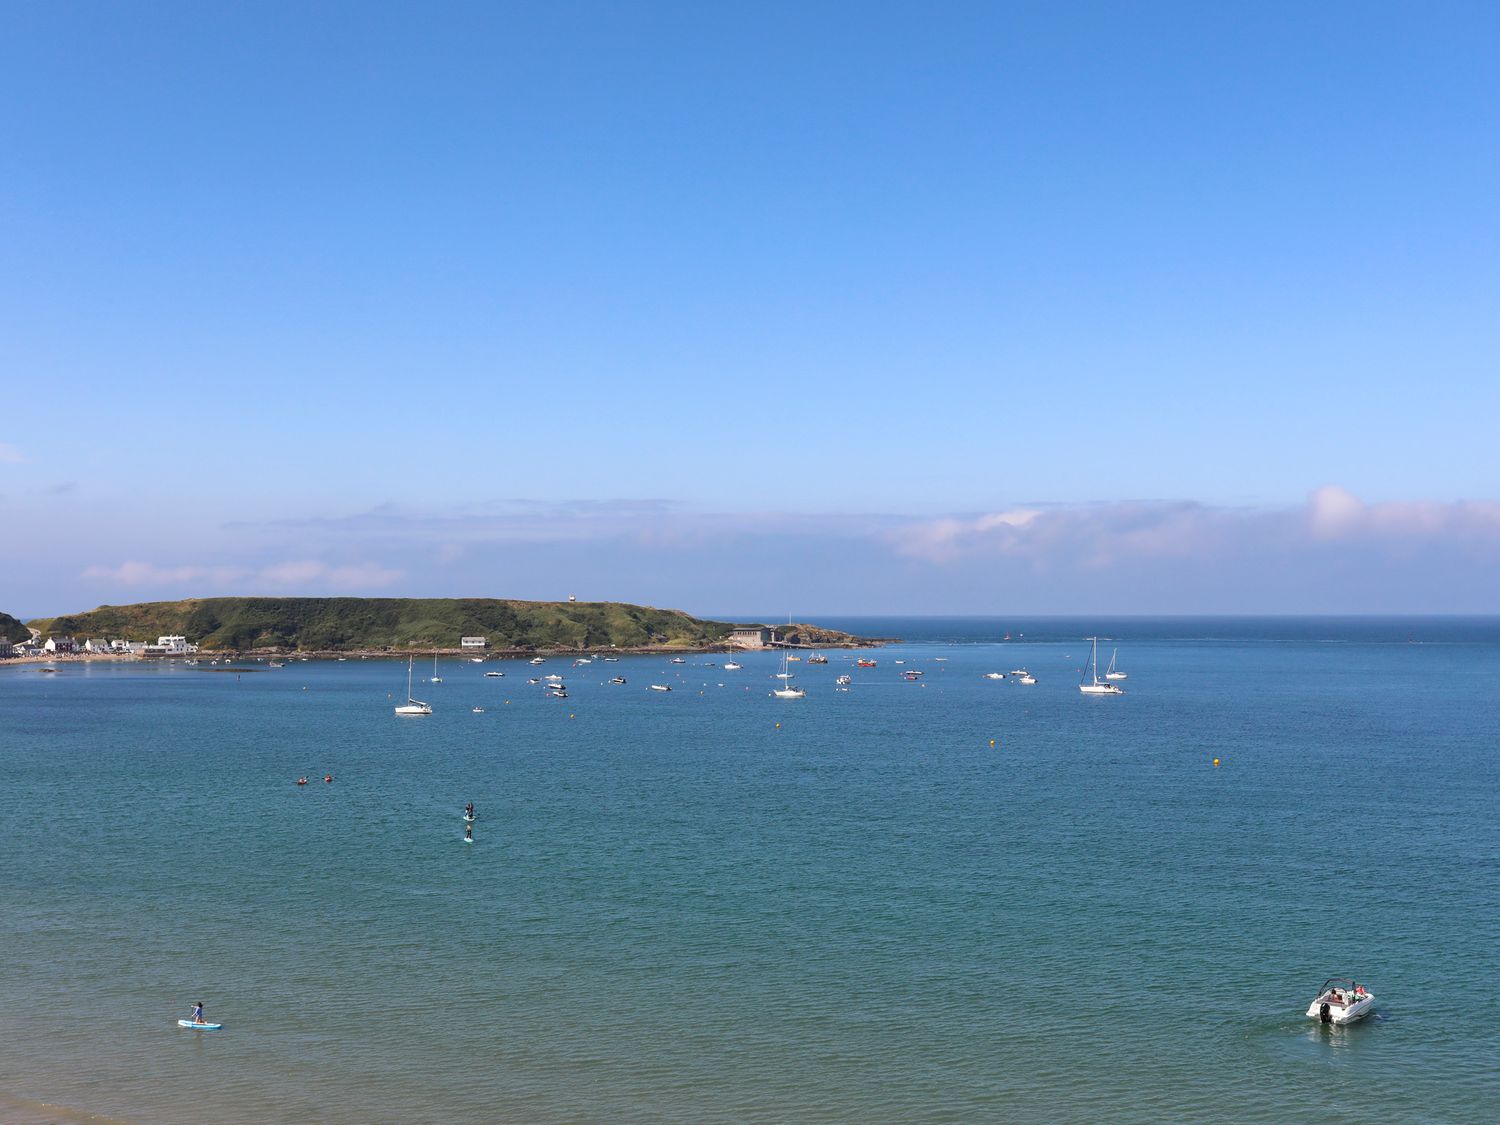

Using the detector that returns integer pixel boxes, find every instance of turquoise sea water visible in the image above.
[2,617,1497,1124]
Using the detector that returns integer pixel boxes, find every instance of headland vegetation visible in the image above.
[20,597,875,656]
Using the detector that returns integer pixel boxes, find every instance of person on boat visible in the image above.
[191,1002,205,1024]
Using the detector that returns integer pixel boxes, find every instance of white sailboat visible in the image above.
[395,656,433,715]
[773,650,806,698]
[1105,648,1128,680]
[1079,637,1124,695]
[430,652,442,684]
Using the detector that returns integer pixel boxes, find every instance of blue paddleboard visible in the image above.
[178,1019,223,1030]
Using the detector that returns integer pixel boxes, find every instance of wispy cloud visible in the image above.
[82,559,405,593]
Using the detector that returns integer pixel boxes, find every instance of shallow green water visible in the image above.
[2,620,1497,1123]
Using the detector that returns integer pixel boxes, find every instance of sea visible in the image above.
[1,617,1497,1124]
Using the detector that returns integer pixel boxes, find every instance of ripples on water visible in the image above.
[1,619,1497,1123]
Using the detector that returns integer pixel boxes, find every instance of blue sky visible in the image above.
[3,2,1499,615]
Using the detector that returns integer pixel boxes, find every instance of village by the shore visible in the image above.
[2,624,879,665]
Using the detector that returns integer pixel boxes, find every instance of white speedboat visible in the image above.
[670,657,686,664]
[1079,637,1124,695]
[1017,673,1037,685]
[984,672,1006,680]
[836,674,851,685]
[470,657,484,663]
[543,673,565,681]
[484,670,504,677]
[394,657,432,716]
[529,656,546,665]
[610,676,627,685]
[472,706,485,713]
[1307,979,1375,1025]
[649,684,672,692]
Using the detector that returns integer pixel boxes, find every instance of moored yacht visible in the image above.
[394,657,432,716]
[1079,638,1124,695]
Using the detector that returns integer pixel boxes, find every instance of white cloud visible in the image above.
[82,559,405,592]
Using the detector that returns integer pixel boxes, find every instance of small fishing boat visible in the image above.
[472,706,485,713]
[610,676,627,685]
[1017,672,1037,685]
[901,669,924,680]
[857,658,877,668]
[835,674,851,685]
[484,670,504,677]
[984,672,1005,680]
[529,656,546,665]
[650,684,672,692]
[669,657,686,664]
[808,654,828,664]
[1306,979,1375,1025]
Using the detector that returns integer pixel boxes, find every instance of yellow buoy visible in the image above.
[1213,758,1221,767]
[989,739,996,747]
[775,722,781,729]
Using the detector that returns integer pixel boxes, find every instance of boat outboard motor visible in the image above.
[1319,1002,1332,1024]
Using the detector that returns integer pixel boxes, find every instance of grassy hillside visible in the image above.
[28,597,744,652]
[0,611,30,644]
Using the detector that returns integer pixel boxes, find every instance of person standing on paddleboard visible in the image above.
[465,822,473,842]
[465,802,475,820]
[191,1002,205,1024]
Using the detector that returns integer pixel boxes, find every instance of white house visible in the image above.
[83,638,113,653]
[460,636,487,649]
[144,635,196,655]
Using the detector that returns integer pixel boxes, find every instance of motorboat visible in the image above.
[984,672,1006,680]
[543,674,565,682]
[1079,638,1124,695]
[526,677,541,684]
[835,674,851,685]
[1008,669,1028,677]
[529,656,546,665]
[901,669,924,680]
[649,684,672,692]
[470,657,484,664]
[610,676,627,685]
[670,657,686,664]
[857,658,877,668]
[484,670,504,677]
[1017,672,1037,685]
[394,657,432,716]
[472,706,485,713]
[1307,979,1375,1025]
[808,654,828,664]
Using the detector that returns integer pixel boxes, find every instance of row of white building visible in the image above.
[2,634,198,658]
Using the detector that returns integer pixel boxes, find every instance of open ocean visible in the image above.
[1,617,1497,1124]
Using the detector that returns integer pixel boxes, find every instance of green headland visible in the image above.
[24,597,867,653]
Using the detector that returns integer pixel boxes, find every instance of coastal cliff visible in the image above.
[0,610,29,643]
[26,597,870,653]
